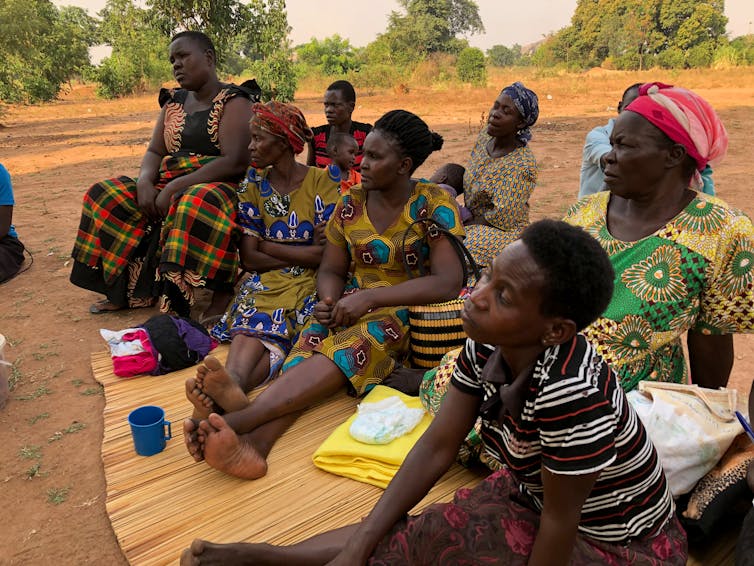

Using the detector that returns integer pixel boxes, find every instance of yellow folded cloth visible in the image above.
[312,385,433,488]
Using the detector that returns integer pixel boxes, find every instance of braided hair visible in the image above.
[373,110,443,173]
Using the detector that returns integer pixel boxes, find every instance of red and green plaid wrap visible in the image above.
[72,154,239,285]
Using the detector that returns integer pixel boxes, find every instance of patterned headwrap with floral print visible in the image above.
[251,101,312,155]
[501,82,540,145]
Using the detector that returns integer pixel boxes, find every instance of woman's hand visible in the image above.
[331,290,373,328]
[313,221,328,246]
[136,179,160,219]
[313,296,335,326]
[154,188,174,218]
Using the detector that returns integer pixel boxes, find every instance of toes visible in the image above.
[203,355,223,371]
[183,418,198,434]
[207,412,227,431]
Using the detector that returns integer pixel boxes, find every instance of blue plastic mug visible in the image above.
[127,405,172,456]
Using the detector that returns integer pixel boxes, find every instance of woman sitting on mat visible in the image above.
[463,81,539,270]
[180,220,686,566]
[186,101,340,417]
[183,109,465,479]
[565,82,754,392]
[70,31,255,319]
[0,163,26,284]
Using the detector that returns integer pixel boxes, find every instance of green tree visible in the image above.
[234,0,296,101]
[456,46,486,85]
[536,0,728,70]
[487,44,521,67]
[377,0,484,61]
[146,0,246,64]
[95,0,171,98]
[296,35,360,75]
[0,0,95,103]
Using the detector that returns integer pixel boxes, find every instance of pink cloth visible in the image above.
[625,83,728,188]
[112,329,158,377]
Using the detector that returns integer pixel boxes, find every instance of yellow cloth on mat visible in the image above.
[312,385,433,488]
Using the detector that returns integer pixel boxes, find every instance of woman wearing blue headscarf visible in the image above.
[462,82,539,272]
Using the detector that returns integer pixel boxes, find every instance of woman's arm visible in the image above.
[306,139,316,166]
[330,235,463,328]
[0,205,12,239]
[527,468,601,566]
[687,331,733,388]
[257,239,325,270]
[330,385,482,565]
[136,108,169,219]
[157,97,252,205]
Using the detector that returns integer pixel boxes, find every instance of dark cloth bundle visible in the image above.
[102,314,217,378]
[141,314,216,374]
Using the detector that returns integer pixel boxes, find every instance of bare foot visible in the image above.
[200,413,268,480]
[197,356,250,413]
[183,418,205,462]
[180,538,274,565]
[185,376,215,419]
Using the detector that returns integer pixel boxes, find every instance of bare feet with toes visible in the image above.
[195,356,250,413]
[199,413,268,480]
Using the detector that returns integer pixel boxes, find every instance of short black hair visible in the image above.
[326,132,358,154]
[520,219,614,331]
[327,80,356,103]
[171,31,216,60]
[642,119,698,185]
[373,110,443,174]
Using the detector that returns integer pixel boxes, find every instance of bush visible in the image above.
[457,47,486,85]
[656,47,686,69]
[247,52,297,102]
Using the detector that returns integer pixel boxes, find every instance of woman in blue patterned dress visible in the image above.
[186,101,339,418]
[464,82,539,270]
[183,110,465,480]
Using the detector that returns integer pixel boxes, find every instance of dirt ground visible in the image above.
[1,68,754,565]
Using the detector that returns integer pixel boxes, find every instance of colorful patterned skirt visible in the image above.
[368,468,688,566]
[70,155,240,315]
[283,288,410,395]
[211,268,318,382]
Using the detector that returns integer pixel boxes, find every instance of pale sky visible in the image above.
[56,0,754,51]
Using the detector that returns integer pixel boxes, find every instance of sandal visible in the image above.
[89,299,125,314]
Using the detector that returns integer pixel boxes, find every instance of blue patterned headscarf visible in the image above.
[501,82,539,144]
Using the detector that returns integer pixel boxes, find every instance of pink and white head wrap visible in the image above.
[625,82,728,189]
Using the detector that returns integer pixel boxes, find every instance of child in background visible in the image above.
[429,163,472,223]
[0,163,25,283]
[325,132,361,195]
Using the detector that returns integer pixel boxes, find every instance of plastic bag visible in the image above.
[349,396,425,445]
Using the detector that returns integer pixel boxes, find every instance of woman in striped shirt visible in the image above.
[180,219,684,566]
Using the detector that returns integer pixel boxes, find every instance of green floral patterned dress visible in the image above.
[565,192,754,391]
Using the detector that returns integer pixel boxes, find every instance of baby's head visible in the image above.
[429,163,465,194]
[326,133,358,173]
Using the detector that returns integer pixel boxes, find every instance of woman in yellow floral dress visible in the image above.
[182,110,465,480]
[566,82,754,392]
[463,82,539,270]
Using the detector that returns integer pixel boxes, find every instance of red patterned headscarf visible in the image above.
[625,82,728,189]
[251,101,312,155]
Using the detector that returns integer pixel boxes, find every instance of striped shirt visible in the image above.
[311,121,372,171]
[451,335,674,543]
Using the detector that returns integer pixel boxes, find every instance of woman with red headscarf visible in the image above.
[185,101,340,415]
[566,82,754,392]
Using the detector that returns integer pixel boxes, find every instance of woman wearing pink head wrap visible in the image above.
[565,82,754,393]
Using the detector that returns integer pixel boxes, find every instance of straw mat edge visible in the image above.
[94,346,482,565]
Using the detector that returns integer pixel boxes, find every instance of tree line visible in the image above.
[1,0,753,106]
